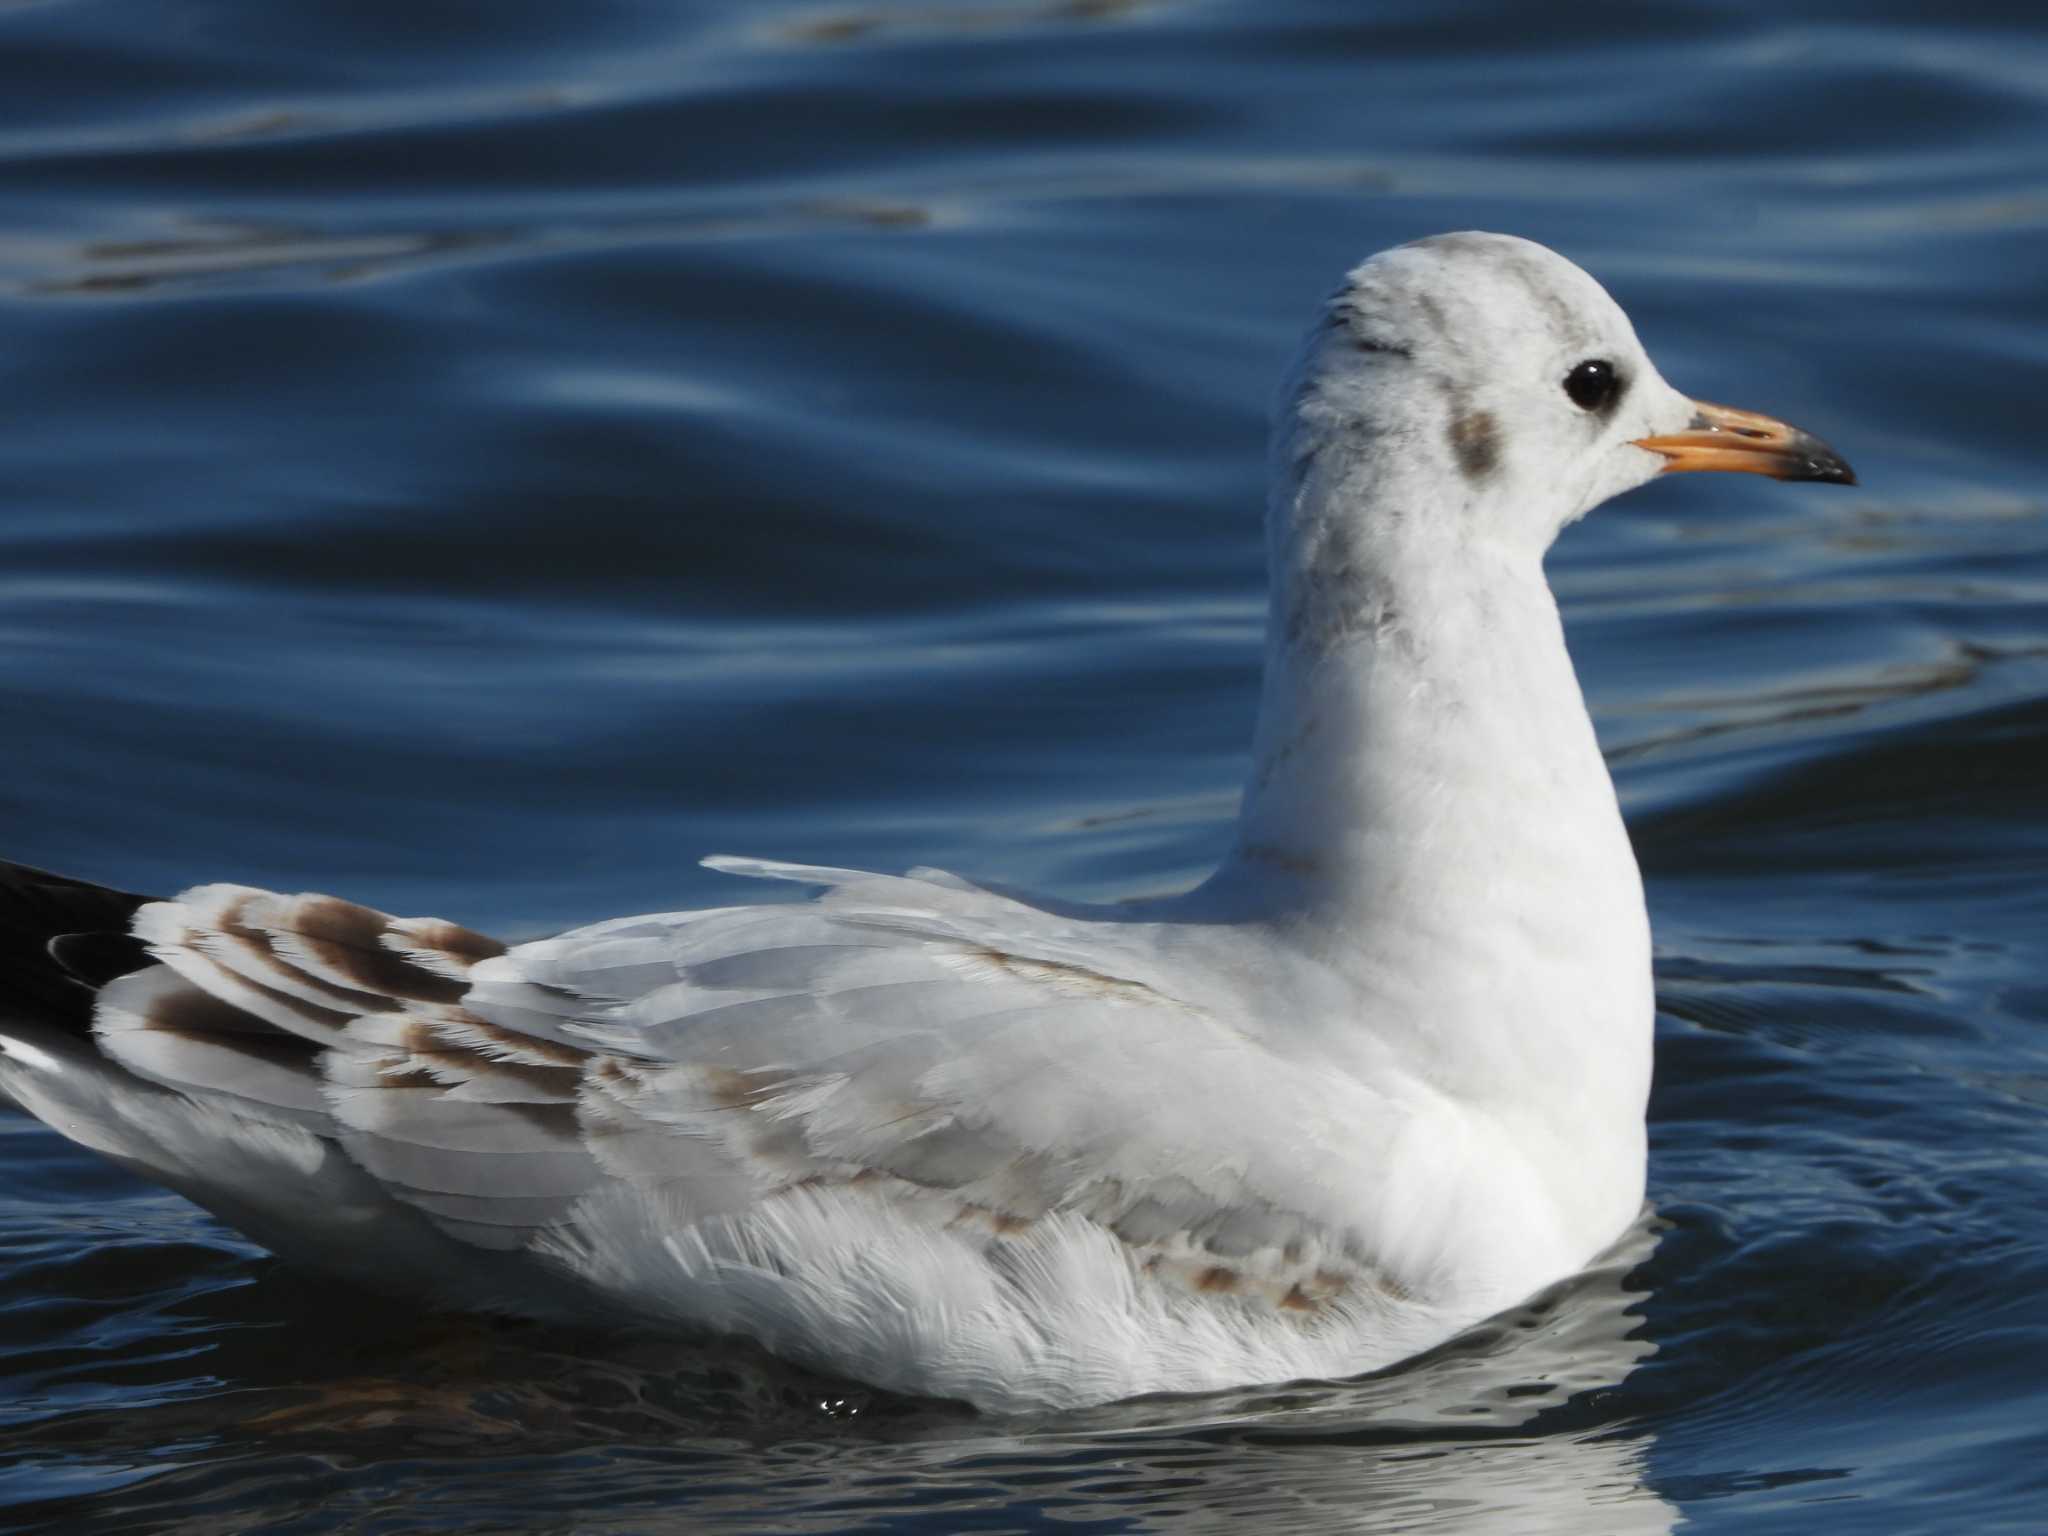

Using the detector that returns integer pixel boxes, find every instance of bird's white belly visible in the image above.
[541,1085,1627,1414]
[543,1176,1492,1413]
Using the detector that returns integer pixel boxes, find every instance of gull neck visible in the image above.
[1226,449,1641,973]
[1215,446,1653,1219]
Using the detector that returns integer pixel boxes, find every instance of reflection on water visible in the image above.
[27,204,938,297]
[778,0,1157,47]
[2,1219,1673,1532]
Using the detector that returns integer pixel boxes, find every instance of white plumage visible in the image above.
[0,233,1852,1411]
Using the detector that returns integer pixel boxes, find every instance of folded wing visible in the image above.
[8,857,1432,1406]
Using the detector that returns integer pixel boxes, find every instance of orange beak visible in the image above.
[1633,401,1856,485]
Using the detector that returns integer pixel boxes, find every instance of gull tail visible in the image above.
[0,858,583,1313]
[0,858,204,1171]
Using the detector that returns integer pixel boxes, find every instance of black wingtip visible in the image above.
[0,860,157,1029]
[48,930,154,990]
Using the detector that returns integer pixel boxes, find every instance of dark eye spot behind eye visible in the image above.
[1563,358,1621,414]
[1449,409,1500,483]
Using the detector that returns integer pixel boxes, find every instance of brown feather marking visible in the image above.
[374,1059,446,1091]
[1279,1267,1355,1310]
[397,1019,447,1054]
[145,1024,325,1075]
[700,1065,786,1110]
[1279,1283,1319,1312]
[280,896,471,1005]
[184,958,363,1039]
[432,1012,590,1068]
[964,947,1175,1007]
[402,1048,581,1100]
[947,1202,1037,1238]
[392,917,505,965]
[213,902,401,1015]
[1195,1266,1238,1294]
[138,975,293,1039]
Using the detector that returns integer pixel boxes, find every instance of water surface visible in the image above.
[1,0,2045,1530]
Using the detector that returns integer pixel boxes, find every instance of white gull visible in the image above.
[0,232,1852,1412]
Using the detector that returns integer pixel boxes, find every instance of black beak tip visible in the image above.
[1788,435,1857,486]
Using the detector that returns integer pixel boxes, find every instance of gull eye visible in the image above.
[1563,358,1619,413]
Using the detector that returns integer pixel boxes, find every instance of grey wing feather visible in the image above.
[18,857,1404,1323]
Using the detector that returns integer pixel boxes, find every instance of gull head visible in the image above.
[1276,232,1854,557]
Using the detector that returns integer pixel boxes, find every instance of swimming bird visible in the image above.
[0,233,1852,1413]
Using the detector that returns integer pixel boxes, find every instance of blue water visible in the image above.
[2,0,2045,1529]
